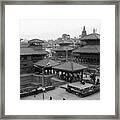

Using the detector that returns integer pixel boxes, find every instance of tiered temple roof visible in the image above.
[34,59,60,68]
[73,45,100,54]
[81,33,100,40]
[53,61,87,72]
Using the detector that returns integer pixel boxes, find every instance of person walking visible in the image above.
[49,96,52,100]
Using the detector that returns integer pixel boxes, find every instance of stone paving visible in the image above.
[21,85,100,100]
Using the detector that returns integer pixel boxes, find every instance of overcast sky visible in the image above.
[20,19,100,41]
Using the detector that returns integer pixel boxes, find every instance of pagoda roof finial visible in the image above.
[81,26,87,37]
[93,28,96,34]
[83,26,85,31]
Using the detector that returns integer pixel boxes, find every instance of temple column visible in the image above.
[47,70,49,75]
[84,58,86,63]
[79,57,81,62]
[49,69,51,74]
[82,58,84,63]
[47,69,49,75]
[54,69,56,74]
[44,70,46,75]
[80,57,82,63]
[72,73,74,82]
[52,69,55,74]
[57,71,59,77]
[50,69,52,74]
[81,58,83,63]
[81,70,83,80]
[65,72,68,81]
[62,72,65,80]
[56,70,59,77]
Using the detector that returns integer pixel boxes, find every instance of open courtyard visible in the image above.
[21,83,100,100]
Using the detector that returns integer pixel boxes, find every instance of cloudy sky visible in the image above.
[20,19,100,41]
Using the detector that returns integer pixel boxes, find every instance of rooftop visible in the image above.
[20,42,29,48]
[21,85,100,100]
[55,38,73,45]
[73,45,100,53]
[28,39,44,43]
[59,40,73,46]
[52,46,74,51]
[34,59,61,67]
[81,33,100,40]
[20,47,48,55]
[53,61,87,72]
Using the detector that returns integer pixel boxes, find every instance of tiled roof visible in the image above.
[20,47,48,55]
[28,39,44,43]
[34,59,60,67]
[73,45,100,53]
[20,42,29,48]
[53,61,87,72]
[59,40,73,43]
[52,46,74,51]
[81,33,100,40]
[55,39,73,45]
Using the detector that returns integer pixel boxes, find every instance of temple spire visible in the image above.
[82,26,87,37]
[83,26,85,31]
[93,28,96,34]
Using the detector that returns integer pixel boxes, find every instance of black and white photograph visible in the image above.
[20,19,100,100]
[3,2,117,117]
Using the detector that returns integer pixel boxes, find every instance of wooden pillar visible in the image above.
[54,69,56,74]
[65,72,68,81]
[81,70,83,80]
[52,69,54,74]
[47,69,49,74]
[50,68,52,74]
[56,70,59,77]
[71,73,74,83]
[44,69,46,75]
[42,67,45,87]
[66,50,68,62]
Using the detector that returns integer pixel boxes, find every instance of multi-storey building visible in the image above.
[73,26,100,66]
[20,39,48,90]
[73,45,100,65]
[20,39,48,74]
[80,26,100,45]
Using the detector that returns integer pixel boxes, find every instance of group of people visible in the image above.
[90,73,100,85]
[56,71,83,83]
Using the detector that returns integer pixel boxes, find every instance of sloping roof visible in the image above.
[59,39,73,43]
[55,39,73,45]
[28,39,44,43]
[53,61,87,72]
[73,45,100,53]
[20,42,29,48]
[20,47,48,55]
[34,59,61,67]
[59,41,73,46]
[81,33,100,40]
[52,46,74,51]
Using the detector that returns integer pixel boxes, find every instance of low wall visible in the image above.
[20,74,56,89]
[20,74,33,89]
